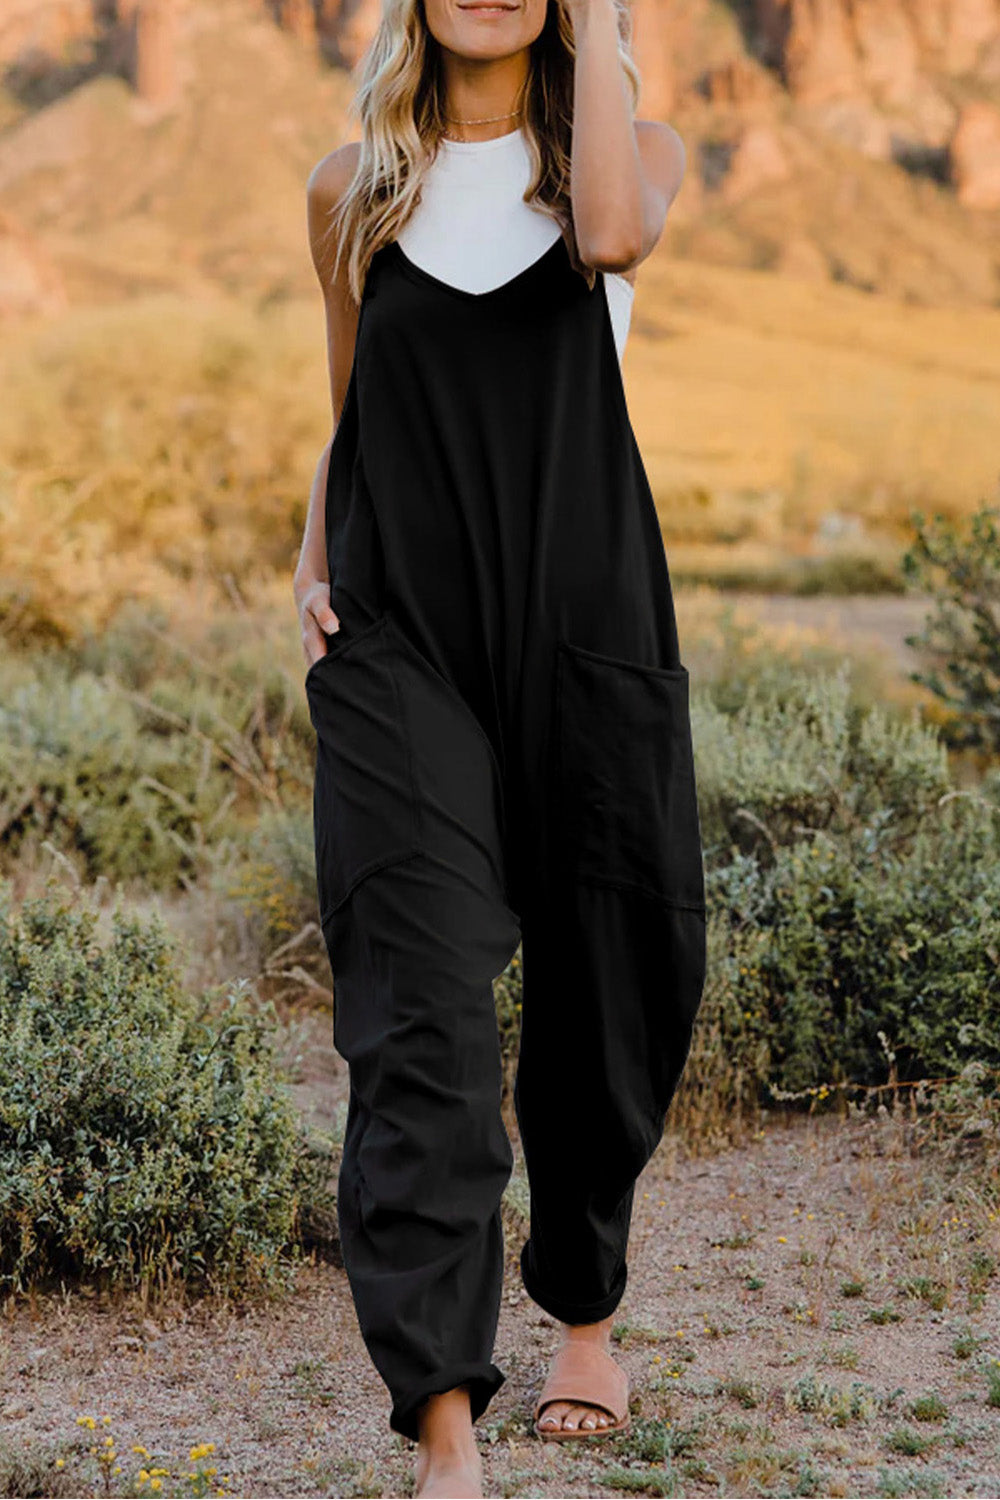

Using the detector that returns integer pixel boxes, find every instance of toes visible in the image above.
[560,1403,606,1431]
[577,1404,611,1430]
[538,1401,570,1429]
[538,1399,615,1433]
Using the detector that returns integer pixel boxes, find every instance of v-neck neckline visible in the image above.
[387,233,570,303]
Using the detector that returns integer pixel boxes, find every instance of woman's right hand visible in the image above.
[296,577,341,670]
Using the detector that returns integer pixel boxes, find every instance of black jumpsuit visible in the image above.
[305,227,707,1443]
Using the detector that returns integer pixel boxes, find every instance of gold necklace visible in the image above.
[442,107,522,142]
[444,109,520,124]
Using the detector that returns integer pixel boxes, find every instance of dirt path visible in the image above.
[718,593,932,676]
[3,1003,999,1499]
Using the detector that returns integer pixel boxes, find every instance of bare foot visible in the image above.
[413,1384,483,1499]
[536,1312,620,1435]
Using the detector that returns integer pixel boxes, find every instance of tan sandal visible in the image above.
[533,1340,631,1442]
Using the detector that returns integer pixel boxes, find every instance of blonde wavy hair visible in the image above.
[323,0,641,305]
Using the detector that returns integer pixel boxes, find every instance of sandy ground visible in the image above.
[3,1003,999,1500]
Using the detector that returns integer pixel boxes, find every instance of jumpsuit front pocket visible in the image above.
[552,639,706,911]
[305,613,422,924]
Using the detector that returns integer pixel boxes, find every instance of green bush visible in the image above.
[0,881,313,1296]
[901,503,1000,751]
[708,797,1000,1091]
[691,662,951,856]
[667,908,773,1146]
[682,659,998,1121]
[0,640,314,891]
[224,804,321,949]
[0,664,233,885]
[693,662,1000,1093]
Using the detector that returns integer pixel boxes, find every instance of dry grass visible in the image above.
[625,253,1000,564]
[0,295,328,639]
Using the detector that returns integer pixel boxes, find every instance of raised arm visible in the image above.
[568,0,686,274]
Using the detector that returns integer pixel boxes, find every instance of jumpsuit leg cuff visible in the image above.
[389,1362,508,1444]
[519,1240,628,1326]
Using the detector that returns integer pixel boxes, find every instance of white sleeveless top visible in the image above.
[396,127,634,363]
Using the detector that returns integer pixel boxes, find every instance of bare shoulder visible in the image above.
[634,119,686,196]
[307,140,362,283]
[308,140,362,212]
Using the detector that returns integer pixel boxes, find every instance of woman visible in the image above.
[293,0,707,1492]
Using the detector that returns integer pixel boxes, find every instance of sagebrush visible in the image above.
[0,882,321,1296]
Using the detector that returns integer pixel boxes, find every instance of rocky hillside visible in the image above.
[0,0,997,315]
